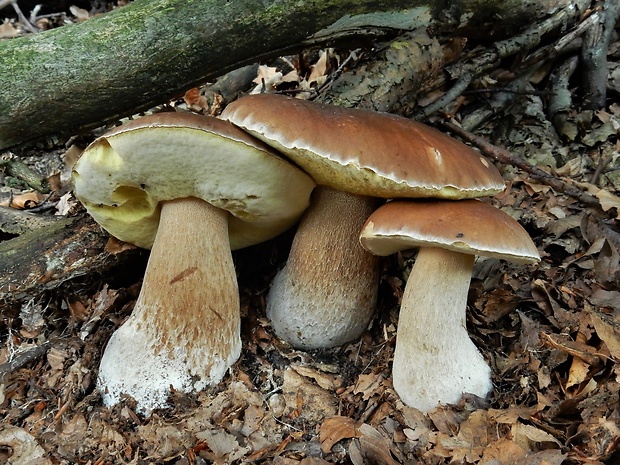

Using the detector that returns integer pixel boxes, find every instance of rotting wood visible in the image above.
[0,215,142,310]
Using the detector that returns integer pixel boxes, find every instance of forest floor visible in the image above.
[0,1,619,464]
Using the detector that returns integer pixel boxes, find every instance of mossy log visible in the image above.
[0,0,577,149]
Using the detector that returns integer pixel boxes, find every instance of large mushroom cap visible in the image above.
[360,199,540,264]
[221,94,506,199]
[72,111,316,249]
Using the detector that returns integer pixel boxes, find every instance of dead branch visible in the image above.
[548,56,580,139]
[416,0,591,118]
[581,0,620,109]
[442,120,602,209]
[0,215,142,310]
[0,341,51,382]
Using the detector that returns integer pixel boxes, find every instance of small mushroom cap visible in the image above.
[221,94,505,199]
[360,199,540,264]
[72,112,316,249]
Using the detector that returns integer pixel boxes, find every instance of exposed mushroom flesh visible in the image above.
[267,187,380,349]
[98,197,241,413]
[393,246,492,411]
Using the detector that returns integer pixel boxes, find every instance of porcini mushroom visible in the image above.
[360,199,540,411]
[72,112,315,412]
[222,94,506,349]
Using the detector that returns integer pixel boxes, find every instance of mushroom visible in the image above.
[72,112,315,412]
[221,94,506,349]
[359,199,540,411]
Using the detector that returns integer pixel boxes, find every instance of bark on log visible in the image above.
[0,214,141,311]
[0,0,580,149]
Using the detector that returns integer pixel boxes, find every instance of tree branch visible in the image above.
[442,120,603,209]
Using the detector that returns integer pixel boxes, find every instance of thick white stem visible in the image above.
[267,187,380,349]
[393,247,492,411]
[98,197,241,413]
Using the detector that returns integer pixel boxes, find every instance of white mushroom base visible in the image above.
[98,315,238,412]
[393,247,492,411]
[98,198,241,413]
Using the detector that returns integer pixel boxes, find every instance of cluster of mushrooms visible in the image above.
[72,94,540,414]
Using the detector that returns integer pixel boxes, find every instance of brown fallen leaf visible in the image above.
[183,87,209,113]
[282,367,337,422]
[540,332,603,366]
[0,19,19,39]
[349,423,399,465]
[319,416,361,453]
[0,425,52,465]
[481,437,529,464]
[292,365,343,391]
[588,308,620,360]
[512,449,567,465]
[513,422,562,449]
[104,236,138,254]
[351,372,385,401]
[0,191,45,209]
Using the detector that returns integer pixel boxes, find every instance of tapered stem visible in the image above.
[98,197,241,413]
[393,247,492,411]
[267,187,380,349]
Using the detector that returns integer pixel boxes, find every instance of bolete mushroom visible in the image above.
[359,199,540,411]
[72,112,315,412]
[221,94,506,349]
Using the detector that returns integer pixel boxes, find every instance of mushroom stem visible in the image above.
[267,186,380,349]
[393,247,492,411]
[98,197,241,412]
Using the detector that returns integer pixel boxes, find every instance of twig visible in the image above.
[0,341,52,381]
[548,56,579,139]
[416,73,472,119]
[447,2,589,78]
[0,152,50,193]
[418,0,588,118]
[316,48,362,95]
[10,0,38,34]
[0,205,61,235]
[521,9,601,68]
[590,152,614,185]
[460,73,532,132]
[463,88,555,97]
[441,120,602,209]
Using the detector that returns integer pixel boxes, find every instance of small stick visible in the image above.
[0,341,52,381]
[0,153,50,193]
[10,0,38,34]
[590,152,614,185]
[416,72,472,119]
[421,1,587,118]
[442,120,602,209]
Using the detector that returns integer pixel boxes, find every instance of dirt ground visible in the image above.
[0,1,619,464]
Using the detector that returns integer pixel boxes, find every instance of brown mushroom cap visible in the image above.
[221,94,506,199]
[360,199,540,264]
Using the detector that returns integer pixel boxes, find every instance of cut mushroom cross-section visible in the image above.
[72,111,315,413]
[222,94,506,350]
[360,199,540,411]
